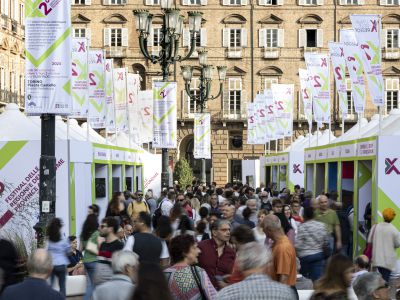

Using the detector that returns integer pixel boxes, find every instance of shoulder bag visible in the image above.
[363,224,377,260]
[190,266,208,300]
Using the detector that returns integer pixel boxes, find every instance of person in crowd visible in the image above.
[127,190,150,222]
[253,209,267,244]
[217,242,294,300]
[154,215,173,266]
[235,198,247,219]
[209,193,221,216]
[337,191,353,257]
[259,191,272,211]
[162,191,176,216]
[352,255,369,285]
[275,213,295,245]
[290,200,303,225]
[93,251,139,300]
[195,221,210,242]
[263,214,298,297]
[145,189,157,215]
[209,212,220,226]
[0,249,64,300]
[315,194,342,252]
[95,217,124,285]
[246,199,258,224]
[272,198,284,214]
[80,214,101,300]
[283,204,298,234]
[170,202,185,231]
[122,224,133,242]
[46,218,70,297]
[295,258,314,291]
[295,206,329,282]
[131,262,174,300]
[106,192,126,225]
[173,215,196,237]
[124,190,133,208]
[242,207,255,229]
[198,206,210,230]
[198,219,235,289]
[67,236,83,276]
[310,254,354,300]
[0,239,19,294]
[124,212,166,264]
[302,191,313,208]
[88,204,100,218]
[221,204,242,229]
[164,235,217,299]
[369,207,400,282]
[353,272,390,300]
[190,197,201,222]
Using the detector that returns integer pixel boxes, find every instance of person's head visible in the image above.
[46,218,63,242]
[99,217,120,237]
[169,234,201,265]
[274,212,292,234]
[135,190,144,201]
[108,192,125,215]
[231,225,255,248]
[124,224,133,236]
[196,221,207,235]
[221,204,235,220]
[263,214,283,240]
[169,202,184,221]
[242,207,252,221]
[210,194,218,206]
[291,200,301,215]
[209,212,220,225]
[317,194,329,211]
[80,214,99,241]
[135,212,152,232]
[315,254,354,292]
[353,272,390,300]
[236,242,271,276]
[283,204,292,219]
[68,235,78,251]
[272,198,283,213]
[382,208,396,223]
[88,204,100,216]
[354,255,370,272]
[178,215,194,234]
[246,199,257,213]
[294,184,301,193]
[257,209,268,226]
[117,227,125,240]
[145,189,153,200]
[112,250,139,282]
[190,197,201,211]
[176,193,185,203]
[310,197,320,210]
[260,191,269,203]
[304,190,313,200]
[27,249,53,280]
[167,191,176,201]
[303,206,315,222]
[199,207,209,220]
[155,215,173,239]
[124,190,132,200]
[210,219,231,244]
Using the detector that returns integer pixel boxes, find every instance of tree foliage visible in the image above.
[173,158,193,188]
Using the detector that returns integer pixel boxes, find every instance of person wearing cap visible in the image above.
[369,207,400,282]
[127,190,149,223]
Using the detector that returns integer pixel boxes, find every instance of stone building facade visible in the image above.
[76,0,398,184]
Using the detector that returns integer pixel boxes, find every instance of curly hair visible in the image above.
[169,234,196,265]
[47,218,62,242]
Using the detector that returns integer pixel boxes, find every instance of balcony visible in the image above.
[263,47,280,59]
[383,48,400,60]
[226,48,242,58]
[220,101,247,120]
[105,47,127,58]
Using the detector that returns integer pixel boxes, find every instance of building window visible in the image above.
[230,29,241,48]
[189,0,201,3]
[19,4,23,24]
[306,29,317,47]
[387,29,399,49]
[145,0,160,4]
[0,68,5,90]
[305,0,317,4]
[264,77,278,89]
[188,78,199,114]
[110,0,125,4]
[346,79,355,116]
[153,28,162,47]
[110,29,122,46]
[73,28,86,38]
[384,0,399,4]
[265,0,278,4]
[230,0,241,4]
[265,29,278,48]
[386,78,399,113]
[74,0,86,4]
[228,78,242,115]
[229,132,243,150]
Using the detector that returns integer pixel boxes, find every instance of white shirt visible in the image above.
[161,200,174,216]
[351,270,368,285]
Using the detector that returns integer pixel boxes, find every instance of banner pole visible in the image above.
[378,106,382,135]
[283,137,285,151]
[308,121,311,148]
[341,117,344,136]
[328,122,331,143]
[268,141,270,155]
[86,120,90,142]
[317,129,319,147]
[275,139,278,153]
[358,113,361,139]
[67,116,70,140]
[126,69,132,149]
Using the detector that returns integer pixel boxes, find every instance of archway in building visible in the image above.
[132,63,146,90]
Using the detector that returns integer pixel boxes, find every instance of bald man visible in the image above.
[352,255,370,285]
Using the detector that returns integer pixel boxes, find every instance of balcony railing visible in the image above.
[263,47,280,59]
[221,100,247,120]
[226,48,242,58]
[105,47,127,58]
[383,48,400,60]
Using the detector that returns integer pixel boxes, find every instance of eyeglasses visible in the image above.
[177,198,185,201]
[376,283,389,290]
[100,224,108,229]
[138,194,143,197]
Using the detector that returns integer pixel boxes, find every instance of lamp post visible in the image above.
[181,50,226,184]
[133,1,202,190]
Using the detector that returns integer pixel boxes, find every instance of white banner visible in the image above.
[71,38,88,118]
[113,68,128,133]
[271,84,294,137]
[152,82,177,149]
[340,29,366,114]
[350,14,384,107]
[105,59,115,133]
[247,103,257,145]
[194,113,211,159]
[304,53,331,124]
[254,94,268,144]
[299,68,314,125]
[127,73,141,143]
[264,89,277,140]
[137,90,154,143]
[25,0,71,114]
[88,50,106,128]
[328,42,348,118]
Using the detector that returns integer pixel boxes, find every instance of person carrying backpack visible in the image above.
[127,190,149,223]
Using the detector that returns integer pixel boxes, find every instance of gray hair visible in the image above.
[236,242,271,271]
[263,214,281,231]
[111,250,139,274]
[353,272,384,300]
[27,249,53,275]
[210,219,231,232]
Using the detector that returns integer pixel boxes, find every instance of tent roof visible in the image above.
[284,135,305,151]
[333,118,368,143]
[109,132,145,151]
[81,122,108,144]
[295,131,322,150]
[381,112,400,136]
[362,109,400,137]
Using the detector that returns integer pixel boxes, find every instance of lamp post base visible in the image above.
[201,158,206,184]
[161,148,169,189]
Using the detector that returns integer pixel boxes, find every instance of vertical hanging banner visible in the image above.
[247,102,257,145]
[113,68,128,133]
[264,89,277,140]
[152,82,177,149]
[88,50,106,128]
[340,29,366,113]
[137,90,154,143]
[299,68,314,126]
[304,53,331,124]
[271,84,294,137]
[254,94,268,144]
[25,0,71,114]
[71,38,88,118]
[105,59,115,133]
[350,14,384,107]
[127,73,141,143]
[328,42,348,119]
[194,113,211,159]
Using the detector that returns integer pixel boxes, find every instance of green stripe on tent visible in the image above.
[0,141,28,170]
[69,163,76,235]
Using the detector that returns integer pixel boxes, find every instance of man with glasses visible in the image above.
[127,190,149,223]
[353,272,390,300]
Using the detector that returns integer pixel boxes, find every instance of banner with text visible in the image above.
[194,113,211,159]
[247,103,257,144]
[152,82,177,149]
[299,68,313,126]
[350,14,384,107]
[105,59,115,133]
[304,53,331,124]
[264,89,277,141]
[254,93,268,144]
[271,84,294,137]
[71,38,88,118]
[113,68,128,133]
[25,0,71,114]
[88,50,106,128]
[127,73,141,143]
[138,90,154,143]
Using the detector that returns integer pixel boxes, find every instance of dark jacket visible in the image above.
[0,277,64,300]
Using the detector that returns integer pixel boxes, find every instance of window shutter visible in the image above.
[182,0,189,5]
[317,29,323,47]
[103,28,111,46]
[380,0,387,4]
[0,69,4,89]
[85,0,91,5]
[4,0,8,15]
[276,0,283,5]
[397,29,400,48]
[298,29,306,47]
[145,0,152,4]
[258,28,266,47]
[381,29,387,48]
[358,0,364,4]
[86,28,92,46]
[223,28,230,47]
[103,0,110,5]
[316,0,323,5]
[339,0,345,4]
[223,0,229,5]
[241,0,248,5]
[241,28,248,47]
[182,28,190,47]
[200,0,207,4]
[122,28,128,47]
[200,28,207,46]
[259,0,266,4]
[298,0,305,5]
[148,27,154,47]
[278,29,284,47]
[13,0,18,20]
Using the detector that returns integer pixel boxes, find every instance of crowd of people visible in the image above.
[0,181,400,300]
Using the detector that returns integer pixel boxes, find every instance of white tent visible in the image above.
[334,118,368,143]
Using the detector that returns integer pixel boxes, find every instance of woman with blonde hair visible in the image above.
[190,197,201,222]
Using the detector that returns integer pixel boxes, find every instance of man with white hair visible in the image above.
[93,250,139,300]
[353,272,390,300]
[217,242,294,299]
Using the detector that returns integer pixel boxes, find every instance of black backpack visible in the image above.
[152,200,165,229]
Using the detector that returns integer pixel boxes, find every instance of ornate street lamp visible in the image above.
[133,6,203,190]
[181,50,226,184]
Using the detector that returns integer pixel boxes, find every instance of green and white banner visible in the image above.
[137,90,153,144]
[194,113,211,159]
[299,68,313,126]
[304,53,331,124]
[264,89,277,141]
[254,93,268,144]
[88,50,106,128]
[127,73,141,143]
[152,82,177,149]
[350,14,384,107]
[113,68,128,133]
[341,29,366,114]
[105,59,115,133]
[271,84,294,137]
[247,102,257,145]
[71,38,88,118]
[329,42,348,119]
[25,0,71,114]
